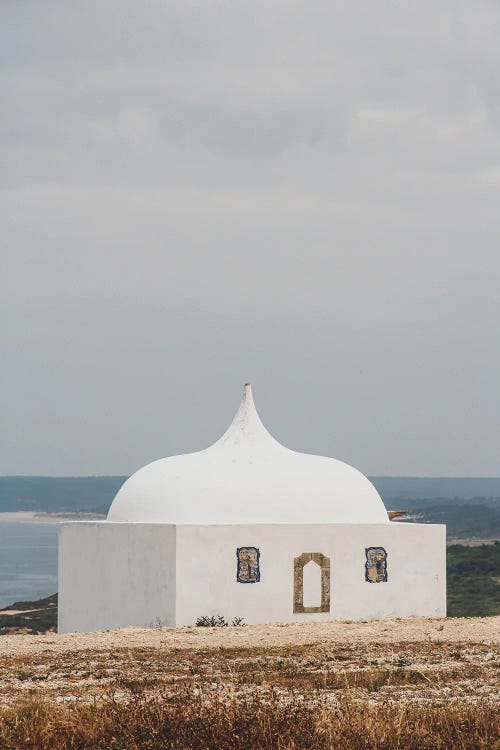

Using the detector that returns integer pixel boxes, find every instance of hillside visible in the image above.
[395,500,500,540]
[0,594,57,635]
[447,542,500,616]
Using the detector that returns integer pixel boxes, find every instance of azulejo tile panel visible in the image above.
[236,546,260,583]
[365,546,388,583]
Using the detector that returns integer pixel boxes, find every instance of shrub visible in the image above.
[195,615,228,627]
[195,615,245,627]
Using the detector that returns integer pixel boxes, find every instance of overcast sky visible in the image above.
[2,0,500,476]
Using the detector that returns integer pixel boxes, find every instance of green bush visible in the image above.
[447,542,500,617]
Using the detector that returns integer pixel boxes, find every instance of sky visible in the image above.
[2,0,500,476]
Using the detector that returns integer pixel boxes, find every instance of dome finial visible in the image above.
[106,380,389,525]
[242,382,254,408]
[214,382,278,448]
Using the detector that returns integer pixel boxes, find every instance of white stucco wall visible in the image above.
[58,522,176,633]
[175,523,446,626]
[58,521,445,633]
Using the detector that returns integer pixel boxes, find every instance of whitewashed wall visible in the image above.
[58,522,176,633]
[175,523,446,625]
[58,522,445,633]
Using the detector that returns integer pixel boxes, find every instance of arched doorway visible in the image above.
[293,552,330,613]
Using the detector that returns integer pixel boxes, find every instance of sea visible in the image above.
[0,475,499,609]
[0,522,58,609]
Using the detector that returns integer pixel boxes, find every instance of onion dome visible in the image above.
[107,384,388,524]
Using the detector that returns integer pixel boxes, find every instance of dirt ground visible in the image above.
[0,615,498,657]
[0,616,498,710]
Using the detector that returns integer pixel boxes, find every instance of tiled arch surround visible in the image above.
[293,552,331,613]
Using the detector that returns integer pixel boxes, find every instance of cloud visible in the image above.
[2,0,500,474]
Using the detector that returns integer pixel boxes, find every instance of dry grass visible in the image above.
[0,619,498,748]
[0,690,497,750]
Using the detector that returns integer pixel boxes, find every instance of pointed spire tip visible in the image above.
[213,381,280,448]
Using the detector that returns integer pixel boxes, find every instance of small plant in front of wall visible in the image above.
[149,616,168,629]
[195,615,245,627]
[195,614,228,627]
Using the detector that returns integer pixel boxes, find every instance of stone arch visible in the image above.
[293,552,330,613]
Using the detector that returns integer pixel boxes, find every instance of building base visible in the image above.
[58,521,446,633]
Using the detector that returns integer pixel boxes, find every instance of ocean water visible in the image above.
[0,522,58,609]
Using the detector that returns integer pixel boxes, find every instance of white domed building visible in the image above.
[58,385,446,633]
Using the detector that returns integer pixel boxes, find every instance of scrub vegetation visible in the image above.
[0,618,498,749]
[0,594,57,635]
[447,542,500,617]
[195,614,245,627]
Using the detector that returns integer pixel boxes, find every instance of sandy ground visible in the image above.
[0,616,497,658]
[448,537,499,546]
[0,616,497,711]
[0,511,105,523]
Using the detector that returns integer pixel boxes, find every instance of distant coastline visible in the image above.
[0,511,106,524]
[0,477,498,539]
